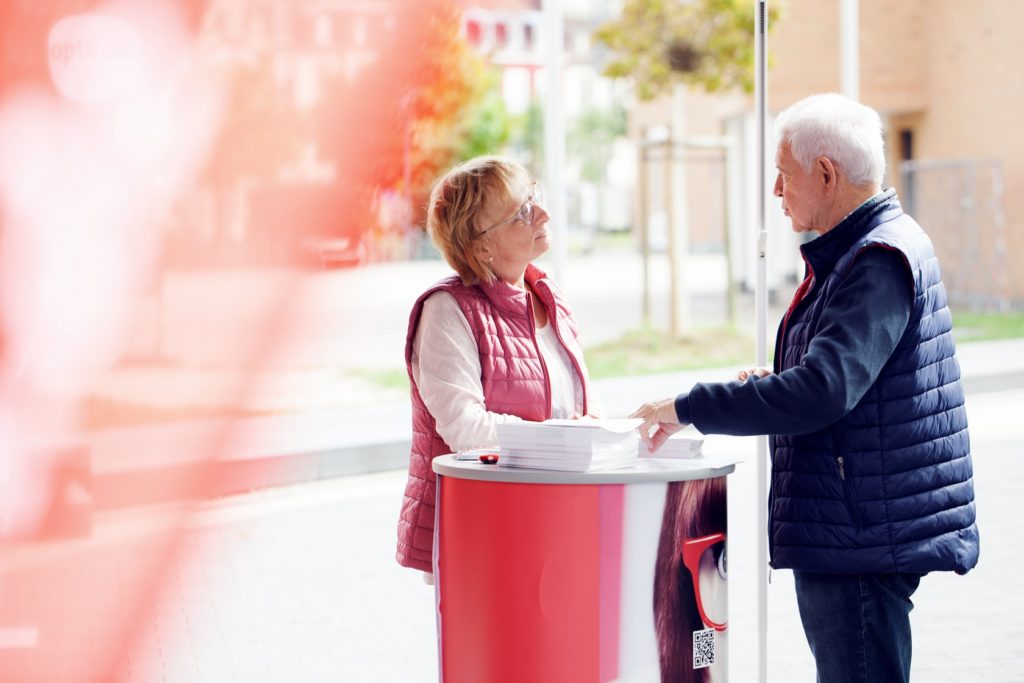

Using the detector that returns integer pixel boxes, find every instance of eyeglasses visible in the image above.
[478,182,544,236]
[681,532,728,632]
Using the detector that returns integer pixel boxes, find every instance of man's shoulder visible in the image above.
[858,212,934,265]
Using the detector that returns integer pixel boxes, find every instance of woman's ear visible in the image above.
[470,242,495,277]
[474,239,491,263]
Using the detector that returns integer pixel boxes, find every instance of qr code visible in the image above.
[693,628,716,669]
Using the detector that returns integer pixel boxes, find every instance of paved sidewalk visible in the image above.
[73,385,1024,681]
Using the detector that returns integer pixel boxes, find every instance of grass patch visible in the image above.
[953,310,1024,342]
[584,326,756,379]
[592,229,635,251]
[350,367,410,390]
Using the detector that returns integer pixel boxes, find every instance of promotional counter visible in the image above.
[432,454,738,683]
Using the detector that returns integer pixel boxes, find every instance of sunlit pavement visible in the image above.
[14,387,1015,682]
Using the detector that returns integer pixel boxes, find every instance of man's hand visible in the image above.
[630,398,684,453]
[737,367,772,381]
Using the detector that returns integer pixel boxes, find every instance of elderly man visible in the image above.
[632,93,979,683]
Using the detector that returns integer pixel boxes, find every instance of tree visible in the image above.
[568,105,627,183]
[317,0,497,236]
[454,74,513,162]
[595,0,778,336]
[594,0,779,99]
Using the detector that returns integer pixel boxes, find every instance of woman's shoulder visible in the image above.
[416,275,472,306]
[421,288,459,313]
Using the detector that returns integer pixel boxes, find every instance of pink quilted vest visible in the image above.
[395,264,590,572]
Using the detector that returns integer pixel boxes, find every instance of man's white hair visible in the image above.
[774,93,885,187]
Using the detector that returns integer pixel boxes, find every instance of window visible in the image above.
[466,20,481,46]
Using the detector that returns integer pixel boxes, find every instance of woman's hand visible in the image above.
[422,572,435,586]
[630,398,684,453]
[737,367,772,381]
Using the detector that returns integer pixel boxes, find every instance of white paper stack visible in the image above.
[639,425,704,459]
[496,418,643,472]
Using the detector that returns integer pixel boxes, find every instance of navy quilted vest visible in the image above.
[770,191,980,575]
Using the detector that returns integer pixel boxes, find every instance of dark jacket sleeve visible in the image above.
[678,248,913,436]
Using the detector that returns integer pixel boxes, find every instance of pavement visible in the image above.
[12,384,1020,682]
[66,334,1024,683]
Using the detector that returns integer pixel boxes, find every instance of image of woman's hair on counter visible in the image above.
[653,477,728,683]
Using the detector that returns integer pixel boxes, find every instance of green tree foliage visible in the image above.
[568,105,627,182]
[456,76,513,161]
[407,4,495,200]
[594,0,779,100]
[507,101,545,177]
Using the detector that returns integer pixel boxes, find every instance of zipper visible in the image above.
[767,457,776,567]
[525,292,552,418]
[776,257,816,371]
[832,433,863,528]
[535,281,587,415]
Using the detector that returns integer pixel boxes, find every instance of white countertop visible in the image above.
[432,453,740,484]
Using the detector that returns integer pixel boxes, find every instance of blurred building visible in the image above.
[188,0,405,266]
[772,0,1020,310]
[633,0,1021,309]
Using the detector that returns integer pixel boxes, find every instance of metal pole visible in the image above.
[755,2,770,682]
[840,0,859,100]
[542,0,568,282]
[665,139,678,337]
[639,140,651,327]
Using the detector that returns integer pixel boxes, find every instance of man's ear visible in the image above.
[817,157,837,191]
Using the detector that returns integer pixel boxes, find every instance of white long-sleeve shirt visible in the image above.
[410,290,586,451]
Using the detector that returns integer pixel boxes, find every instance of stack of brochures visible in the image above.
[496,418,643,472]
[638,425,704,459]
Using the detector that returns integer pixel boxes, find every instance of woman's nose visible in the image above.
[534,204,550,224]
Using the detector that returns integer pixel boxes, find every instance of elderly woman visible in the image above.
[396,155,597,579]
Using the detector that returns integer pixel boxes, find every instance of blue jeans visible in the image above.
[793,571,922,683]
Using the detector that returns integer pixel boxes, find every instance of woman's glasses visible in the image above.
[478,182,544,236]
[682,532,728,631]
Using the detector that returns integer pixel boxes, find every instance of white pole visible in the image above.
[754,2,770,683]
[542,0,568,282]
[669,84,692,336]
[840,0,859,100]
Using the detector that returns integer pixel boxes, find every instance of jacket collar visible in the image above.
[800,188,901,278]
[478,262,549,316]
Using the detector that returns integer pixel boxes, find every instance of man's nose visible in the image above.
[773,174,783,197]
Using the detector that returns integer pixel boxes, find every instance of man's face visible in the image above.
[773,141,827,234]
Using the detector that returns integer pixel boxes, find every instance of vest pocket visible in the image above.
[832,432,864,529]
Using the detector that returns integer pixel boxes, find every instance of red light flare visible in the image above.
[0,0,467,679]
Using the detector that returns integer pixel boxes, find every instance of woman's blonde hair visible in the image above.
[426,155,528,285]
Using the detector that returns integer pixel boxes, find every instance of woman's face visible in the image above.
[477,178,550,280]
